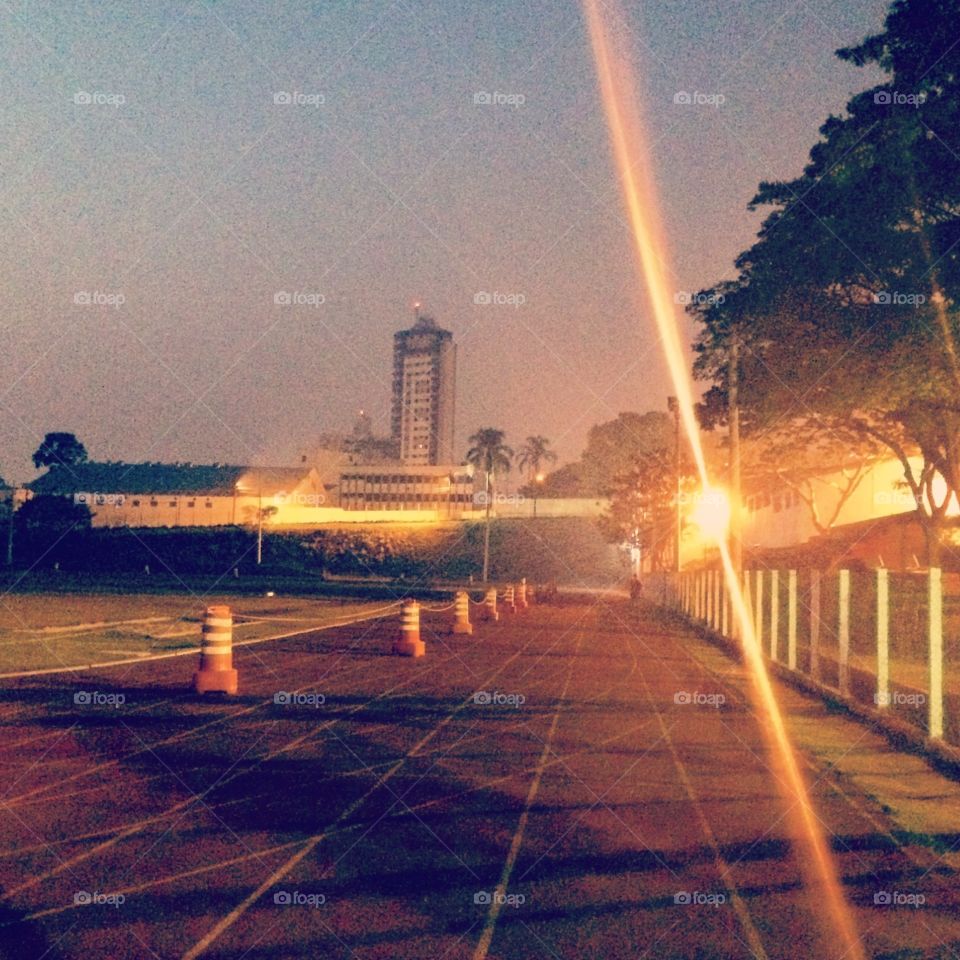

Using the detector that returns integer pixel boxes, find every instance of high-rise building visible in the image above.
[391,307,456,465]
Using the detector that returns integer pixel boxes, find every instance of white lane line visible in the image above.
[0,605,399,679]
[27,617,173,635]
[180,644,530,960]
[0,608,401,813]
[634,634,769,960]
[0,639,426,897]
[471,634,579,960]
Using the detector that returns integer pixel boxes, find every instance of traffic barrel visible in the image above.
[484,587,499,622]
[503,584,516,614]
[193,604,239,695]
[452,590,473,635]
[393,600,425,657]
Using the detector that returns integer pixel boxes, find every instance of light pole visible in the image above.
[236,476,265,566]
[667,396,681,572]
[482,469,492,583]
[5,487,15,567]
[256,478,263,566]
[728,331,743,579]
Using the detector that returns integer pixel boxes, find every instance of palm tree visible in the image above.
[466,428,513,582]
[517,435,557,517]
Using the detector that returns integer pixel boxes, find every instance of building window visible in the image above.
[132,499,141,507]
[187,500,195,508]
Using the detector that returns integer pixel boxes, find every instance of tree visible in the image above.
[580,412,676,496]
[465,428,514,582]
[691,0,960,563]
[596,420,699,570]
[13,495,92,568]
[517,436,558,484]
[693,288,887,538]
[535,462,586,498]
[517,435,558,516]
[598,447,679,570]
[32,433,88,470]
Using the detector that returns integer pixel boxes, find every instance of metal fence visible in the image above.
[651,568,960,748]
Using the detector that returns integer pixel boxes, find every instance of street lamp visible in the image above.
[667,396,681,572]
[692,486,731,540]
[533,472,545,518]
[257,480,263,566]
[236,475,264,566]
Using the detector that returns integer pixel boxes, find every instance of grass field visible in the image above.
[0,593,394,674]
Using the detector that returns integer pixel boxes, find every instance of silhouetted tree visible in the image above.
[13,495,92,568]
[691,0,960,563]
[466,428,513,581]
[32,432,88,469]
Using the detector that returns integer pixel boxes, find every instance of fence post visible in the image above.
[929,567,944,740]
[770,570,780,662]
[810,570,822,683]
[838,569,850,696]
[755,569,764,652]
[876,568,889,708]
[722,573,729,637]
[713,570,721,632]
[788,570,797,670]
[740,571,752,641]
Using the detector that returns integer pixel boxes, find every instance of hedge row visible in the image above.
[11,519,622,585]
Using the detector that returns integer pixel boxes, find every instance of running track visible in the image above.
[0,599,957,958]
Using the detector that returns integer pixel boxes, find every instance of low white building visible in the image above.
[27,463,325,528]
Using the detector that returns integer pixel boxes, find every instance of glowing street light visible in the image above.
[691,486,731,541]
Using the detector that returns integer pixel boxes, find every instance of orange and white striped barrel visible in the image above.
[503,584,516,614]
[393,600,425,657]
[193,604,239,695]
[452,590,473,635]
[484,587,499,622]
[517,579,528,609]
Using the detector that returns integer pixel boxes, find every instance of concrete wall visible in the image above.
[491,498,608,519]
[740,455,954,551]
[77,494,605,529]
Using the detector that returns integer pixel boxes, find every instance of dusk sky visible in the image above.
[1,0,887,481]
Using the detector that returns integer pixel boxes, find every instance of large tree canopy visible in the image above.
[691,0,960,560]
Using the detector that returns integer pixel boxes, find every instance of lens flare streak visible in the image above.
[581,2,865,957]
